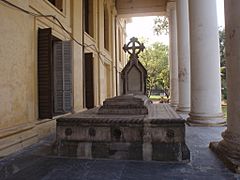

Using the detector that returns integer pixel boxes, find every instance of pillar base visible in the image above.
[210,142,240,174]
[170,103,178,110]
[187,112,225,126]
[176,106,190,113]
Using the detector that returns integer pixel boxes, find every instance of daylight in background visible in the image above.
[126,0,225,46]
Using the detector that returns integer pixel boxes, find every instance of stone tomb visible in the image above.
[56,95,190,162]
[56,37,190,162]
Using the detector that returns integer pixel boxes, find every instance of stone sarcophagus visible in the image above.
[56,96,190,162]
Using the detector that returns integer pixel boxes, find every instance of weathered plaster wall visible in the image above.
[0,0,35,130]
[0,0,37,156]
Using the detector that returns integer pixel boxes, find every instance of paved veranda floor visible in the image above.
[1,126,240,179]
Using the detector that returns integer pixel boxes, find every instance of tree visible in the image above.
[219,27,227,100]
[139,42,169,97]
[153,16,169,35]
[159,68,170,98]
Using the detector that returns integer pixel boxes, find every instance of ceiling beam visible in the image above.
[116,0,169,17]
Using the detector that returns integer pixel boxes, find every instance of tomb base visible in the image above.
[56,96,190,162]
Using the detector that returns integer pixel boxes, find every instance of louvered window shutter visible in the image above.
[53,41,64,114]
[53,41,73,114]
[62,41,73,112]
[38,28,53,119]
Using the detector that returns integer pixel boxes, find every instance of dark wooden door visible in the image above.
[38,28,53,119]
[84,53,94,109]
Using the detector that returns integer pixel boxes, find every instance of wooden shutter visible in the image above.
[53,41,73,114]
[38,28,53,119]
[53,41,64,114]
[84,0,89,33]
[55,0,63,11]
[62,41,73,112]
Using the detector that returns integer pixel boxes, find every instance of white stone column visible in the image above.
[187,0,225,125]
[210,0,240,172]
[176,0,190,112]
[167,2,179,108]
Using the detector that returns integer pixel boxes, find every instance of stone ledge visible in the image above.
[57,104,185,126]
[98,95,149,115]
[0,123,34,139]
[0,120,56,157]
[209,142,240,173]
[0,129,38,157]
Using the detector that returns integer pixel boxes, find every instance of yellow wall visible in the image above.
[0,0,127,157]
[0,1,39,156]
[72,0,84,112]
[83,0,127,104]
[0,1,35,130]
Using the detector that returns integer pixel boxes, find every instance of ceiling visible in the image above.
[116,0,174,17]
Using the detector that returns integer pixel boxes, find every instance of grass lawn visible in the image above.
[149,95,161,101]
[222,105,227,119]
[149,95,169,103]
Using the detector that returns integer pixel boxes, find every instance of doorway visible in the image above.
[84,53,94,109]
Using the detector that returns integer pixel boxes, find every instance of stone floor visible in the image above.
[1,126,240,179]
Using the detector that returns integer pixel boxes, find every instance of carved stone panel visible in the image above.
[127,65,142,92]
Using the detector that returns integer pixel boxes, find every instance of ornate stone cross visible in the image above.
[123,37,145,60]
[121,37,147,95]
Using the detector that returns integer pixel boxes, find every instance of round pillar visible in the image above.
[187,0,224,125]
[167,2,179,108]
[176,0,191,112]
[217,0,240,162]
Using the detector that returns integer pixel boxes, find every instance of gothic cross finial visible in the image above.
[123,37,145,59]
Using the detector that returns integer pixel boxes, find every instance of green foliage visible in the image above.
[153,16,169,35]
[219,27,226,67]
[139,41,170,97]
[219,27,227,100]
[159,68,170,98]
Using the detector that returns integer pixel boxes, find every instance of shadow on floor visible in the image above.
[0,126,240,180]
